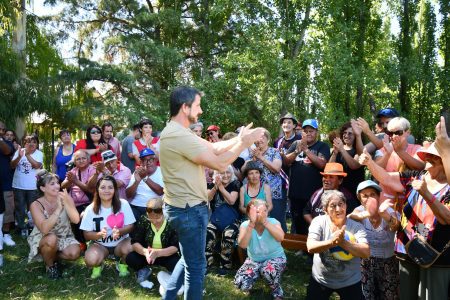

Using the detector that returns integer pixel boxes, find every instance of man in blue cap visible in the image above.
[126,148,164,221]
[284,119,330,235]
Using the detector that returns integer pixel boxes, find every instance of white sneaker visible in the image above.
[157,271,184,296]
[139,280,154,289]
[3,234,15,247]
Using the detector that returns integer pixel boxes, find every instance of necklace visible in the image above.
[43,197,58,212]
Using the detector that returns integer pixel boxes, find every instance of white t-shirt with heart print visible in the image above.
[80,199,136,247]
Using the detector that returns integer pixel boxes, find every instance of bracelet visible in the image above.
[426,195,437,205]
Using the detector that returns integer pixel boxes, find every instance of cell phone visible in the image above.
[441,108,450,134]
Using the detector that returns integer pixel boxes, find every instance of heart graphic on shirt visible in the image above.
[107,212,124,228]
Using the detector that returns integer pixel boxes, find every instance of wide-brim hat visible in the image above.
[279,113,298,125]
[356,180,382,194]
[416,142,441,161]
[320,162,347,177]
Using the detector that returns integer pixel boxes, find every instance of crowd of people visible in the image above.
[0,87,449,300]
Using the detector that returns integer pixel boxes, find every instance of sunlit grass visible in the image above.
[0,231,332,299]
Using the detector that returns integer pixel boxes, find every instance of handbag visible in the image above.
[210,203,239,232]
[405,234,450,268]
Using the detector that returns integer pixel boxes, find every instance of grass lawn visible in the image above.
[0,231,318,300]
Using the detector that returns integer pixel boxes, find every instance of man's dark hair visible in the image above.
[139,118,153,129]
[132,124,140,131]
[102,121,113,131]
[169,86,202,117]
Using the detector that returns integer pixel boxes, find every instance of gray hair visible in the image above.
[189,122,204,130]
[213,165,237,182]
[321,190,347,209]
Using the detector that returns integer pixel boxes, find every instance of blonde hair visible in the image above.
[387,117,410,131]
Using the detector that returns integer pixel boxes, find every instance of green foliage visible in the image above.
[0,0,447,146]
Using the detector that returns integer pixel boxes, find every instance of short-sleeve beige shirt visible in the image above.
[159,120,208,208]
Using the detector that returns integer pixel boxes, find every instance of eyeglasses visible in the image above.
[342,132,353,136]
[147,208,163,214]
[90,130,101,134]
[207,131,216,136]
[75,157,88,161]
[141,157,155,163]
[386,130,404,137]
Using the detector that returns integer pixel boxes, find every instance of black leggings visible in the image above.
[126,251,179,272]
[306,276,364,300]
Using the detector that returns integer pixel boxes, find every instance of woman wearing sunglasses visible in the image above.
[125,198,182,294]
[372,117,425,202]
[74,125,112,163]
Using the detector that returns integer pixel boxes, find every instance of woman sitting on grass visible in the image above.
[28,170,80,279]
[125,198,181,293]
[234,199,286,299]
[80,176,135,279]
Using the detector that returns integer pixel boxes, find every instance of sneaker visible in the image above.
[46,264,60,280]
[91,265,103,279]
[3,234,16,247]
[139,280,154,289]
[157,271,184,296]
[136,267,152,283]
[159,285,166,297]
[116,262,130,277]
[0,232,3,251]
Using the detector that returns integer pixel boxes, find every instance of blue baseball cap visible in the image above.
[376,108,399,118]
[302,119,319,129]
[356,180,382,195]
[139,148,155,158]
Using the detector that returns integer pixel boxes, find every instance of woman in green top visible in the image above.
[239,161,273,214]
[125,198,180,291]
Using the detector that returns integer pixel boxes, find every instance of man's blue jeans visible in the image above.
[163,202,208,300]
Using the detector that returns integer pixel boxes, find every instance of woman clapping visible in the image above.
[28,171,80,279]
[234,199,286,299]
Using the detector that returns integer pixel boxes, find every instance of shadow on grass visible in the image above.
[1,233,315,299]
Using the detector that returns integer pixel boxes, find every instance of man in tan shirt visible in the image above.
[159,86,263,299]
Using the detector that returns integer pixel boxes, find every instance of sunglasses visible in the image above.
[386,130,404,137]
[147,208,163,214]
[90,130,101,134]
[207,131,216,136]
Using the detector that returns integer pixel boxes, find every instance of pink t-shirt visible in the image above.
[68,165,96,207]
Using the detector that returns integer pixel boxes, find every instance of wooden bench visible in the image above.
[281,233,308,251]
[235,233,308,265]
